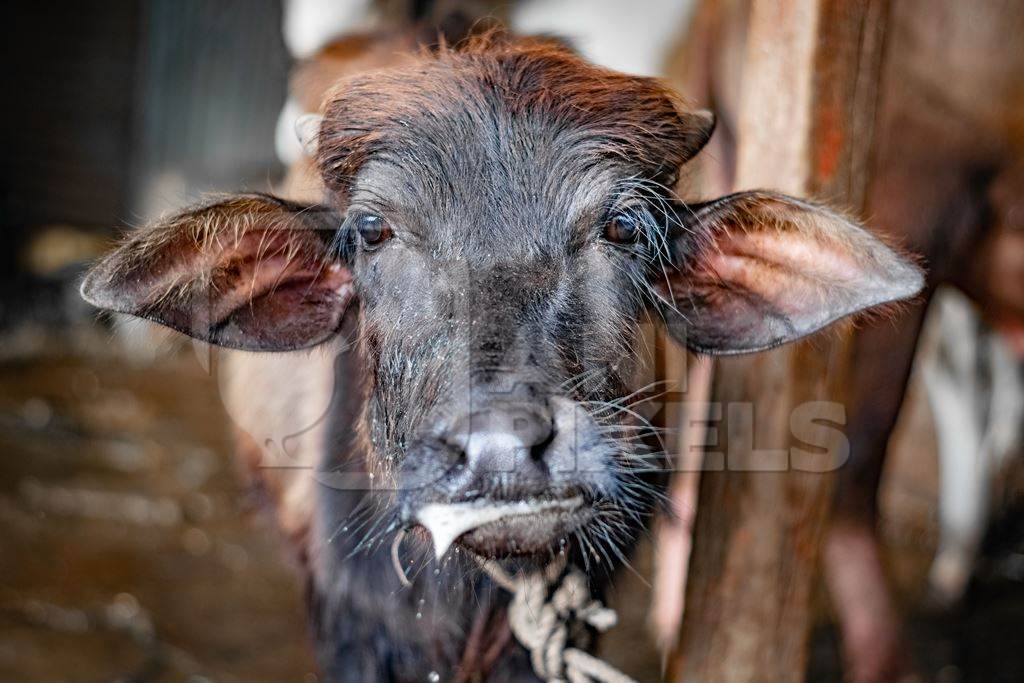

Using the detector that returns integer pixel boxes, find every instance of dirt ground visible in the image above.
[0,335,316,682]
[0,326,1021,682]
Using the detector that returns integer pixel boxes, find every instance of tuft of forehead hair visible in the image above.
[315,29,709,202]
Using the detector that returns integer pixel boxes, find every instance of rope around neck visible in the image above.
[390,531,636,682]
[475,557,638,683]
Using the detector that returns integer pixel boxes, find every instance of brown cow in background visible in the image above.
[673,0,1024,680]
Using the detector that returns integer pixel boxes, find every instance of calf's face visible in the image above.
[81,38,922,562]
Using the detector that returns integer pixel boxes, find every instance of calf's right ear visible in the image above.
[81,193,354,351]
[655,191,924,354]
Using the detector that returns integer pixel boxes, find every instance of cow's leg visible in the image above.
[921,290,989,605]
[825,297,929,683]
[824,157,977,680]
[925,162,1024,605]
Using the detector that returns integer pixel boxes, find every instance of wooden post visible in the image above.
[666,1,891,681]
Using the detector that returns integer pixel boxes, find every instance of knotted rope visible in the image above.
[476,557,638,683]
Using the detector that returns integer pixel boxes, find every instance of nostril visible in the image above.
[529,425,556,462]
[451,443,468,468]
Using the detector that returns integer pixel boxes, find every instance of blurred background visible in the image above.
[1,1,1022,681]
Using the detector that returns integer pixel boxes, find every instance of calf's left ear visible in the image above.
[656,191,924,355]
[81,193,353,351]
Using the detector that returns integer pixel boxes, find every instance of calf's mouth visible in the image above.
[415,496,589,559]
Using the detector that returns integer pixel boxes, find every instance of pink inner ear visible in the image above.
[205,229,352,325]
[659,191,923,354]
[696,228,869,320]
[186,228,355,349]
[81,194,355,351]
[132,226,354,350]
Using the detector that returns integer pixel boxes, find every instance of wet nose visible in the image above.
[445,405,555,474]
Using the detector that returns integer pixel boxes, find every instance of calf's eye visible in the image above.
[604,213,640,244]
[354,214,392,248]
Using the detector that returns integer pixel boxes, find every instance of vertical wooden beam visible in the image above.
[666,1,891,681]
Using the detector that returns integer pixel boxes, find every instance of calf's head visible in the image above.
[81,37,922,563]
